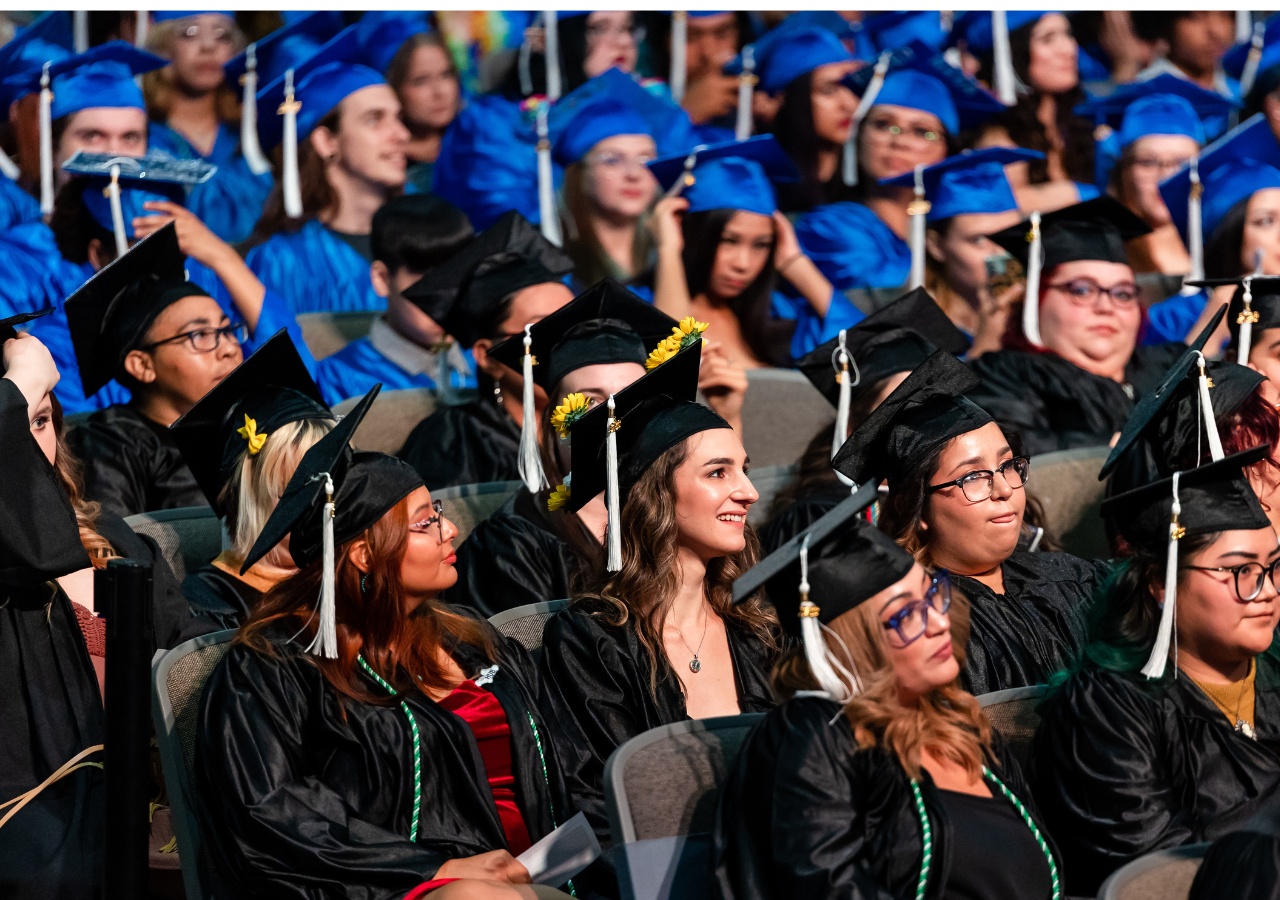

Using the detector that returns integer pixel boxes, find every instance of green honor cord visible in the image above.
[357,655,422,842]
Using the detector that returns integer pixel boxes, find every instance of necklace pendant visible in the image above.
[689,657,701,674]
[1237,719,1257,740]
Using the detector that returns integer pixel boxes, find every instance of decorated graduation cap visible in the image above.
[255,26,387,219]
[646,135,798,218]
[985,196,1151,346]
[240,385,425,657]
[1,41,167,217]
[63,222,211,396]
[831,349,992,490]
[731,493,912,700]
[225,11,345,176]
[487,279,678,493]
[403,211,573,350]
[1185,275,1280,363]
[1102,446,1272,680]
[880,147,1042,290]
[170,330,333,512]
[0,12,73,181]
[61,150,217,258]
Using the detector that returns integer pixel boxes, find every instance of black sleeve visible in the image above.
[68,415,154,519]
[451,513,574,616]
[968,353,1114,456]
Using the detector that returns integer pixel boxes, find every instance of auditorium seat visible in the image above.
[605,714,764,900]
[740,368,833,468]
[433,479,523,545]
[1024,445,1111,560]
[296,311,378,360]
[125,506,222,583]
[747,463,799,524]
[1097,843,1210,900]
[489,599,568,660]
[977,684,1049,772]
[335,387,438,455]
[151,629,238,900]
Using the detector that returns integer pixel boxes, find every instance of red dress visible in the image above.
[403,680,533,899]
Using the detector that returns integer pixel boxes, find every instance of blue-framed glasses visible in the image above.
[882,572,952,647]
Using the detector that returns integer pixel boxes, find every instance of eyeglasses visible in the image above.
[586,151,657,172]
[865,118,942,144]
[141,322,247,353]
[882,572,953,647]
[585,22,645,43]
[408,499,446,542]
[1130,155,1192,175]
[179,22,236,44]
[1046,279,1142,307]
[1184,559,1280,602]
[928,457,1030,503]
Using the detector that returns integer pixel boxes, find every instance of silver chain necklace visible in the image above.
[671,606,709,674]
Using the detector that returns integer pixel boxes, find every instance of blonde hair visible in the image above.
[142,17,246,125]
[223,417,334,570]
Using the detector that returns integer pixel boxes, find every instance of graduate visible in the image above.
[172,331,335,630]
[244,27,411,315]
[64,224,244,518]
[397,211,575,489]
[1215,276,1280,406]
[794,42,1007,293]
[1032,450,1280,895]
[0,11,73,209]
[714,504,1059,900]
[540,340,781,861]
[644,136,859,366]
[1227,13,1280,128]
[314,194,477,405]
[195,389,579,899]
[383,28,462,195]
[968,197,1189,456]
[834,350,1110,695]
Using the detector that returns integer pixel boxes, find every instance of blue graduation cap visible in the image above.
[547,67,690,167]
[723,24,853,95]
[1223,14,1280,96]
[860,12,952,53]
[61,150,217,256]
[0,12,74,181]
[356,11,432,76]
[647,135,798,217]
[150,11,235,24]
[947,11,1052,55]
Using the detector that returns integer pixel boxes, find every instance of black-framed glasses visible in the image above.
[141,322,247,353]
[1046,279,1142,306]
[408,499,446,542]
[1184,559,1280,602]
[928,457,1030,503]
[882,572,952,647]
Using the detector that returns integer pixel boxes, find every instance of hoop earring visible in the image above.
[360,574,368,594]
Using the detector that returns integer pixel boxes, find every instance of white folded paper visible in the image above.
[516,811,601,887]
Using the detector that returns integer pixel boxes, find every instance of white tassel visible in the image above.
[831,331,857,489]
[239,44,272,176]
[280,68,303,220]
[73,11,89,52]
[135,10,149,48]
[1242,21,1267,99]
[518,325,548,493]
[845,51,891,187]
[1238,10,1255,45]
[798,536,860,702]
[670,11,688,104]
[518,38,534,97]
[544,11,562,101]
[1183,156,1204,293]
[305,473,338,659]
[1239,276,1257,363]
[1142,472,1182,680]
[39,62,53,217]
[0,147,19,181]
[1194,352,1224,463]
[735,45,755,141]
[908,164,929,289]
[106,164,128,258]
[662,146,702,201]
[1022,211,1044,346]
[605,395,622,572]
[536,104,562,246]
[992,10,1017,105]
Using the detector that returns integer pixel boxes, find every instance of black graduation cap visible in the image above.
[240,385,423,573]
[562,343,705,513]
[831,350,992,489]
[170,330,333,512]
[0,308,54,342]
[797,287,971,408]
[985,196,1152,271]
[402,211,575,348]
[63,222,210,395]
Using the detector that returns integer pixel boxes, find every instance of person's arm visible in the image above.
[2,331,59,410]
[698,341,747,432]
[773,211,833,318]
[967,283,1024,359]
[975,127,1084,214]
[648,196,694,319]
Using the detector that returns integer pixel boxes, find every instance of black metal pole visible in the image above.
[100,558,153,900]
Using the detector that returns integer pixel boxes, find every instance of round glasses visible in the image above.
[865,118,941,143]
[142,322,247,354]
[408,499,446,542]
[1184,559,1280,603]
[928,457,1030,503]
[882,572,952,647]
[1046,279,1142,306]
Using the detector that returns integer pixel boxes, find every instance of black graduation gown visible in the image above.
[540,603,779,854]
[68,403,207,518]
[398,398,522,490]
[712,694,1053,900]
[195,607,582,899]
[449,487,597,617]
[1030,655,1280,896]
[181,562,266,632]
[967,343,1188,457]
[1190,801,1280,900]
[953,551,1108,696]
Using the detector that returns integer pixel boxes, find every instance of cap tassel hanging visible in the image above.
[536,104,562,246]
[1183,156,1204,293]
[39,62,54,217]
[105,165,128,258]
[544,11,562,101]
[135,11,150,48]
[798,535,860,702]
[1142,472,1183,680]
[304,473,339,659]
[605,395,623,572]
[1237,10,1255,45]
[279,68,303,220]
[991,10,1018,105]
[239,44,272,176]
[907,164,930,289]
[830,330,859,489]
[73,11,89,52]
[1022,210,1044,346]
[0,147,19,181]
[662,146,702,202]
[517,324,549,493]
[1194,352,1224,463]
[734,45,756,141]
[1238,276,1259,362]
[845,51,891,187]
[670,11,688,104]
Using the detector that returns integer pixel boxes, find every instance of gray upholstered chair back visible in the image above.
[334,388,439,456]
[1097,843,1211,900]
[489,599,569,659]
[740,369,832,468]
[1024,445,1110,559]
[747,463,799,524]
[296,311,377,360]
[977,684,1049,772]
[434,480,523,545]
[125,507,222,582]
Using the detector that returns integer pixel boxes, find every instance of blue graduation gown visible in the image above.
[0,174,41,230]
[0,223,91,319]
[794,201,911,292]
[245,219,385,315]
[314,336,476,407]
[1143,287,1207,346]
[149,122,274,246]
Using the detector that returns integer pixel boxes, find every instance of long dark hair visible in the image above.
[1203,196,1253,280]
[681,208,794,367]
[49,178,116,265]
[771,70,859,211]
